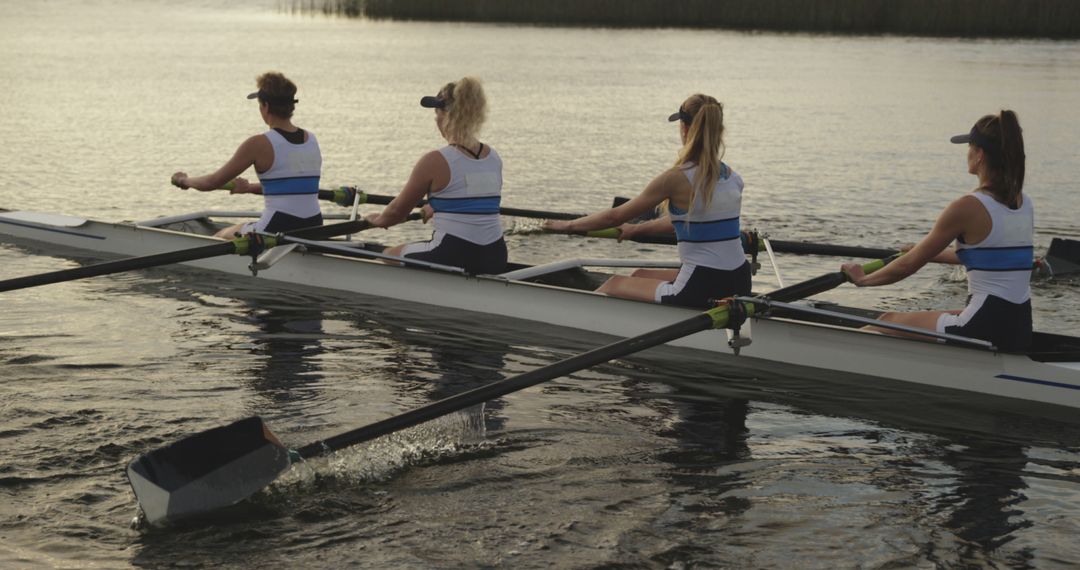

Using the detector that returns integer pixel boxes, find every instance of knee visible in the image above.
[596,275,624,294]
[878,311,901,323]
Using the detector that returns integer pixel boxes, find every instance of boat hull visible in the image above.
[2,210,1079,410]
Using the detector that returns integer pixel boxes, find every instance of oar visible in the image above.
[577,227,903,258]
[124,255,892,527]
[319,187,588,221]
[0,220,368,293]
[572,227,1069,276]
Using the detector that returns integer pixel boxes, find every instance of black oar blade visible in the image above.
[1046,238,1080,276]
[126,416,290,527]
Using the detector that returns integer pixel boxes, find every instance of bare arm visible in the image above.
[929,247,961,264]
[618,216,675,241]
[366,151,444,228]
[172,135,265,191]
[844,196,978,286]
[545,170,678,233]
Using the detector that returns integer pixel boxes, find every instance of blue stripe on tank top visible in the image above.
[260,176,320,196]
[957,246,1034,271]
[673,217,740,243]
[429,195,502,214]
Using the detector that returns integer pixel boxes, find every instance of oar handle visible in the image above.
[763,255,897,303]
[217,183,371,206]
[294,305,736,459]
[578,228,679,246]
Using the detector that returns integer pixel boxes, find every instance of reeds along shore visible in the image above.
[318,0,1080,38]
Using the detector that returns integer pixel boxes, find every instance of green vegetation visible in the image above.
[308,0,1080,38]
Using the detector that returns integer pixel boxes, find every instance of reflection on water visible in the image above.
[940,438,1033,568]
[240,304,328,408]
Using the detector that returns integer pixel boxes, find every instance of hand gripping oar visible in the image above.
[124,256,892,527]
[0,220,368,293]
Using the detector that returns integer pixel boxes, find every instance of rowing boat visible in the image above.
[2,208,1079,412]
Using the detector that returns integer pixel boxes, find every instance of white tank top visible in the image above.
[256,129,322,222]
[667,162,745,270]
[428,145,504,245]
[955,191,1034,304]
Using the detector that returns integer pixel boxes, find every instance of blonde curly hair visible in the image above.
[437,76,487,143]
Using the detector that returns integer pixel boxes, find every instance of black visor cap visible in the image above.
[668,110,693,124]
[247,91,297,104]
[420,96,446,109]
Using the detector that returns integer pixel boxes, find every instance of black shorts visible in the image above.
[658,262,752,309]
[942,294,1032,352]
[264,211,323,234]
[402,232,508,275]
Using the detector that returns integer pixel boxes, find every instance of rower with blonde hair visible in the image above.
[545,94,751,308]
[366,76,507,275]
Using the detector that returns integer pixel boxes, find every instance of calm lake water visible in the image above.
[2,0,1079,568]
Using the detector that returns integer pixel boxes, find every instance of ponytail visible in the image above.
[673,94,726,212]
[973,110,1025,208]
[997,110,1025,208]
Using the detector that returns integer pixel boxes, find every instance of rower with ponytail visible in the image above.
[843,110,1034,351]
[545,93,751,309]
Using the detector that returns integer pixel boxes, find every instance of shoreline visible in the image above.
[310,0,1080,40]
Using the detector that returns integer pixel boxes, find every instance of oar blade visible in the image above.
[126,416,290,527]
[1046,238,1080,276]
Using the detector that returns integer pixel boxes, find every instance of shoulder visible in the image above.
[936,193,987,229]
[646,167,690,197]
[239,134,272,153]
[415,149,449,171]
[658,166,691,187]
[948,193,987,214]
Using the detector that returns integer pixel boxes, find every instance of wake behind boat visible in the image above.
[2,208,1079,413]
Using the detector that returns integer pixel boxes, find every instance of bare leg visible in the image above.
[375,244,406,266]
[630,268,679,281]
[595,275,667,303]
[213,222,246,239]
[864,309,962,340]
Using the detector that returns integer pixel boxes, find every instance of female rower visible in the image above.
[544,94,751,309]
[171,71,323,239]
[365,76,506,275]
[842,110,1032,351]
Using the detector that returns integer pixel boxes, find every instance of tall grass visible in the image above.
[315,0,1080,38]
